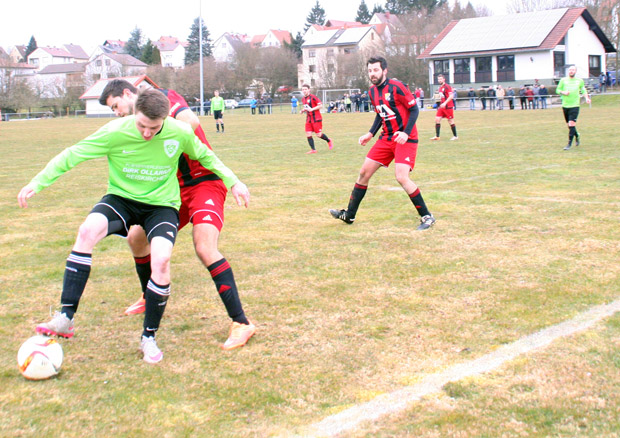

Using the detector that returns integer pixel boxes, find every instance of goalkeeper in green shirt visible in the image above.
[211,89,225,133]
[556,65,591,150]
[17,89,250,364]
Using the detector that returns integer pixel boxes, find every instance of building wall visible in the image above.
[565,16,606,76]
[160,46,185,68]
[515,51,552,81]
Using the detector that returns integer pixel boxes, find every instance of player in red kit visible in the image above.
[99,79,256,350]
[329,57,436,230]
[301,84,333,154]
[430,74,458,141]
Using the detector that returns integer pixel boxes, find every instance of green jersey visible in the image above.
[29,116,239,209]
[211,96,225,112]
[556,76,587,108]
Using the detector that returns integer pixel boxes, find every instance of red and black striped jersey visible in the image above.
[437,83,454,109]
[159,89,221,188]
[369,78,418,141]
[302,94,322,123]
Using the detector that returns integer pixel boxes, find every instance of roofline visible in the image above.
[79,75,159,100]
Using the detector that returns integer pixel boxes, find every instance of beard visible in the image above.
[370,74,385,85]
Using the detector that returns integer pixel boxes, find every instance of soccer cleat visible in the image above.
[329,208,355,224]
[124,297,146,316]
[450,136,459,141]
[575,133,580,146]
[328,139,334,150]
[140,336,163,364]
[221,321,256,350]
[306,149,317,154]
[417,214,436,230]
[430,136,440,141]
[36,311,74,338]
[563,143,572,150]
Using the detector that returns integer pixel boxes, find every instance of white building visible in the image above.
[154,36,186,68]
[79,75,158,117]
[212,33,248,63]
[27,45,88,71]
[85,53,147,82]
[418,7,616,92]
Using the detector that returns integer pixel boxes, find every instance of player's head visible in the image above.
[214,90,220,96]
[100,79,138,117]
[437,74,446,85]
[367,56,387,86]
[568,65,577,78]
[301,84,311,97]
[134,89,169,141]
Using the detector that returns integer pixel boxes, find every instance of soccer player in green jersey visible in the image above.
[211,90,225,133]
[556,65,591,150]
[17,89,250,364]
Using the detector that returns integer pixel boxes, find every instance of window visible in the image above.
[309,65,316,73]
[327,64,334,73]
[327,48,334,57]
[433,59,449,84]
[222,42,227,48]
[453,58,470,84]
[554,51,565,77]
[589,55,601,77]
[311,79,316,87]
[96,60,102,66]
[105,60,110,66]
[475,56,492,83]
[309,50,316,58]
[344,47,356,54]
[496,55,514,81]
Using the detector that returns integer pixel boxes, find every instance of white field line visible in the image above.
[293,299,620,438]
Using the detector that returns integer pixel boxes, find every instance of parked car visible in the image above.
[276,85,293,95]
[224,99,238,109]
[289,91,303,99]
[237,98,254,108]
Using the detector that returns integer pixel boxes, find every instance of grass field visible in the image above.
[0,97,619,437]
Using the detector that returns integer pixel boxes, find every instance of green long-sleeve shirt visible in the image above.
[211,96,225,112]
[556,77,587,108]
[29,116,239,210]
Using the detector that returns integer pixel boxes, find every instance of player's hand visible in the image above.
[394,131,408,144]
[586,96,591,104]
[358,132,373,146]
[17,184,36,208]
[231,181,250,208]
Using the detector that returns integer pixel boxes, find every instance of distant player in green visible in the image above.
[556,65,590,150]
[17,89,250,364]
[211,90,225,133]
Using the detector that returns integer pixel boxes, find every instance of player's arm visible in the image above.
[359,113,382,146]
[580,82,591,103]
[175,108,201,131]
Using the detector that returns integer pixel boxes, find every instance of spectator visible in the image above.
[266,96,273,114]
[525,87,535,109]
[250,98,257,115]
[291,95,298,114]
[361,93,370,112]
[539,84,548,109]
[533,84,541,109]
[599,72,607,93]
[415,88,422,109]
[419,88,424,109]
[479,87,487,110]
[506,86,515,110]
[487,86,496,110]
[519,86,527,110]
[344,94,352,112]
[467,87,476,110]
[496,85,505,110]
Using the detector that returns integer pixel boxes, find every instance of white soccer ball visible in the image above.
[17,335,63,380]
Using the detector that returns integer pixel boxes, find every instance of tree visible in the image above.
[152,46,162,66]
[185,17,212,65]
[507,0,570,13]
[24,36,37,61]
[283,32,304,59]
[256,47,299,96]
[126,27,144,59]
[371,3,385,14]
[141,39,155,65]
[356,0,373,24]
[385,0,448,14]
[304,0,327,32]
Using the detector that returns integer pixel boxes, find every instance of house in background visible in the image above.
[80,75,158,117]
[212,33,248,63]
[418,7,616,94]
[34,62,87,98]
[27,45,88,71]
[85,52,147,82]
[155,36,186,68]
[8,45,27,63]
[89,40,127,60]
[251,29,292,48]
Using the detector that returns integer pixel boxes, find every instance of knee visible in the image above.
[76,222,103,247]
[395,172,411,187]
[150,252,171,275]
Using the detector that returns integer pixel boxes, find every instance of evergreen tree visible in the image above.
[283,32,304,59]
[152,46,162,66]
[356,0,373,24]
[126,27,144,59]
[24,36,37,61]
[385,0,447,14]
[371,3,385,14]
[141,39,154,65]
[304,0,327,32]
[185,17,212,65]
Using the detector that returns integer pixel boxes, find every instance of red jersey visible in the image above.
[159,89,221,188]
[437,83,454,109]
[302,94,322,123]
[368,78,418,142]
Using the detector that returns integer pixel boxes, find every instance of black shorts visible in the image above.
[213,110,223,120]
[91,194,179,245]
[563,107,580,123]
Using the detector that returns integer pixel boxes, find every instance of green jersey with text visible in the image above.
[29,116,239,209]
[556,76,587,108]
[211,96,225,112]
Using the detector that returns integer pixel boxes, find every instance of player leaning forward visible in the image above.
[329,56,435,230]
[17,89,250,364]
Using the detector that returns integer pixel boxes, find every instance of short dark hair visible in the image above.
[99,79,137,106]
[437,74,445,79]
[135,89,169,120]
[301,84,310,89]
[367,56,388,70]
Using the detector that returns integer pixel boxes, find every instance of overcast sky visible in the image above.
[1,0,512,54]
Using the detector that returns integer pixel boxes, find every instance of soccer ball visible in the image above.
[17,335,63,380]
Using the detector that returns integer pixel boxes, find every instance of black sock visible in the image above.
[307,137,315,150]
[134,255,151,294]
[409,188,431,217]
[216,124,219,132]
[142,279,170,338]
[568,126,576,143]
[346,183,367,218]
[451,124,457,137]
[208,258,248,325]
[320,133,330,142]
[435,124,441,137]
[61,251,92,319]
[221,123,224,132]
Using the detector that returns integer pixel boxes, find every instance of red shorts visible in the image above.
[366,138,418,170]
[178,179,228,231]
[436,107,454,119]
[305,120,323,134]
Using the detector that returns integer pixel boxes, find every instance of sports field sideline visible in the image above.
[0,97,618,437]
